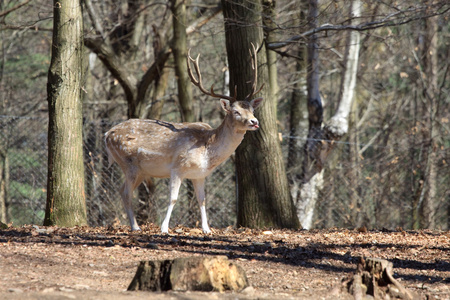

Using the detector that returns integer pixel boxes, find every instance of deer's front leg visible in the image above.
[192,178,211,234]
[161,174,182,234]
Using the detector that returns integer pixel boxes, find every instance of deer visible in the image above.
[104,44,263,234]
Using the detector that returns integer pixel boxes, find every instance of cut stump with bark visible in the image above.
[346,257,418,300]
[128,256,248,292]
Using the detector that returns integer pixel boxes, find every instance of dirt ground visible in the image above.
[0,224,449,300]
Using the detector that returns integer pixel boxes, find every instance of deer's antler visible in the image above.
[187,45,264,103]
[244,43,264,101]
[187,49,237,102]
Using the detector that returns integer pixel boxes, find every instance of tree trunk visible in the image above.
[171,0,194,122]
[170,0,197,226]
[420,13,438,229]
[297,0,361,229]
[296,0,322,229]
[0,151,9,223]
[222,0,300,229]
[287,1,308,203]
[146,68,169,120]
[410,91,422,229]
[263,0,278,113]
[44,0,87,227]
[146,27,170,121]
[349,102,362,227]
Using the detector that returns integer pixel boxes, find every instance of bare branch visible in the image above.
[84,37,137,104]
[0,0,32,18]
[83,0,105,39]
[137,45,172,102]
[268,2,450,50]
[186,4,222,34]
[0,24,52,32]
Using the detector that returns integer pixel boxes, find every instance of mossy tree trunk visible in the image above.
[44,0,87,227]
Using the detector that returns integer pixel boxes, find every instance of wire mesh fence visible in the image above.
[0,116,48,226]
[1,115,448,230]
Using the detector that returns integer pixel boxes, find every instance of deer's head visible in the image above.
[187,43,264,132]
[220,98,263,132]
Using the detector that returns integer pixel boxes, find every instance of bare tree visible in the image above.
[44,0,87,226]
[295,0,362,228]
[83,0,222,119]
[419,11,439,229]
[171,0,194,122]
[0,147,9,223]
[83,1,172,119]
[287,1,309,202]
[222,0,301,229]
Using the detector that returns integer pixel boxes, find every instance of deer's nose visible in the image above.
[249,118,259,128]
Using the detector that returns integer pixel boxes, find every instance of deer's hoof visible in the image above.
[161,226,169,234]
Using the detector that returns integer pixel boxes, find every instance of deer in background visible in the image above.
[105,44,263,234]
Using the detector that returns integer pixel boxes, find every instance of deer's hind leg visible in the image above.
[161,173,183,234]
[120,166,144,231]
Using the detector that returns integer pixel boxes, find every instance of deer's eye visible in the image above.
[233,111,241,116]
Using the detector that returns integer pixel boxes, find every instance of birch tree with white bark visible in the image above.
[296,0,362,229]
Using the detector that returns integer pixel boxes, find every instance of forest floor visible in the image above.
[0,224,449,300]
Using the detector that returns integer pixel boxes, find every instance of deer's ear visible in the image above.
[220,99,232,112]
[250,97,263,109]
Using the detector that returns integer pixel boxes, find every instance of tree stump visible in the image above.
[128,256,248,292]
[347,257,418,300]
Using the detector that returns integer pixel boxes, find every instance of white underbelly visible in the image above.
[140,160,172,178]
[183,167,213,179]
[138,148,216,180]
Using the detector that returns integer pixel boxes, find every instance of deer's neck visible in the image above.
[207,116,245,164]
